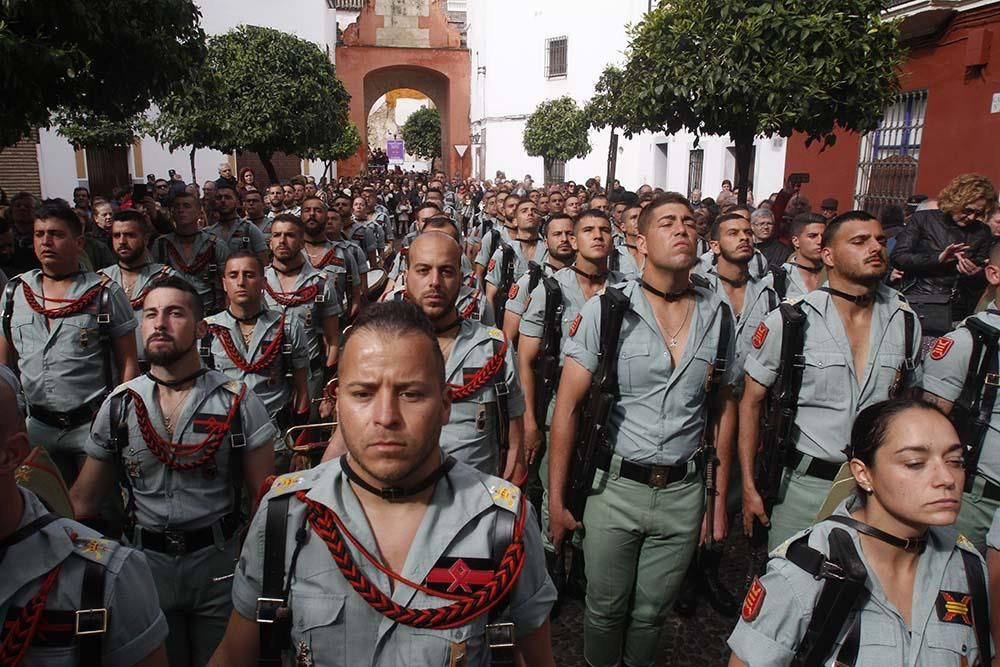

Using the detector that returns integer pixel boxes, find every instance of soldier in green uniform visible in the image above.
[300,200,364,317]
[485,198,549,313]
[204,185,268,262]
[345,195,380,268]
[0,202,139,486]
[70,277,277,667]
[99,210,179,373]
[548,193,739,667]
[729,399,989,667]
[779,213,827,299]
[264,213,343,413]
[501,212,577,343]
[474,193,520,287]
[740,211,922,551]
[153,191,230,315]
[0,366,170,667]
[212,301,556,666]
[203,252,311,425]
[921,242,1000,551]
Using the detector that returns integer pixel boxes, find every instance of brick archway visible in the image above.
[335,0,469,178]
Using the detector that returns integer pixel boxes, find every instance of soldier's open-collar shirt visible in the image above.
[154,231,229,301]
[264,263,344,361]
[485,238,549,288]
[100,262,178,363]
[519,266,627,351]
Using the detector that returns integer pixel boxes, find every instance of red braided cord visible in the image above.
[460,292,479,319]
[264,281,320,307]
[297,491,527,629]
[164,241,214,274]
[129,267,171,309]
[309,248,339,269]
[208,316,286,374]
[20,282,103,319]
[0,564,62,666]
[128,386,244,471]
[448,337,507,401]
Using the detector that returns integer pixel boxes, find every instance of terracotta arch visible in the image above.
[335,0,470,178]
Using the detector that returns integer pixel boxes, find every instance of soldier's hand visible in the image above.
[699,494,728,545]
[318,397,335,419]
[548,506,581,551]
[742,490,769,537]
[524,425,543,466]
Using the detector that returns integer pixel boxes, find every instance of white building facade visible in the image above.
[466,0,787,199]
[36,0,338,200]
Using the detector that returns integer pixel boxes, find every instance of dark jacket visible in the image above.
[756,237,792,268]
[890,209,991,320]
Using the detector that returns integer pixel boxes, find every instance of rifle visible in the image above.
[493,244,517,325]
[533,277,564,430]
[948,318,1000,492]
[748,302,806,576]
[701,305,733,550]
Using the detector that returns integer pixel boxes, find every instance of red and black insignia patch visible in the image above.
[329,255,345,267]
[425,557,495,594]
[751,322,769,349]
[936,590,973,626]
[569,314,583,337]
[742,576,766,622]
[192,413,228,434]
[929,337,954,361]
[508,283,520,299]
[487,258,496,272]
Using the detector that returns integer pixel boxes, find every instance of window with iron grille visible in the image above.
[545,37,568,79]
[854,90,928,220]
[687,149,704,196]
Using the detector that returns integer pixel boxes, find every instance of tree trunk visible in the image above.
[189,146,197,185]
[606,128,619,189]
[543,157,553,186]
[733,136,754,208]
[260,153,278,184]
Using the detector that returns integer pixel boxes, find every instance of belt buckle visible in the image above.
[75,608,108,635]
[818,559,846,581]
[649,466,669,489]
[57,412,73,429]
[256,597,285,624]
[97,313,111,325]
[165,531,186,555]
[987,373,1000,386]
[486,621,515,649]
[494,381,509,397]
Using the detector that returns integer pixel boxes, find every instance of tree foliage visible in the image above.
[522,97,591,180]
[583,66,635,133]
[149,25,351,183]
[0,0,206,148]
[302,120,361,163]
[617,0,904,203]
[401,107,442,161]
[52,110,144,149]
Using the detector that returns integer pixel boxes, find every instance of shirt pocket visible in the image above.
[292,593,347,665]
[924,621,977,661]
[802,351,850,407]
[406,621,481,667]
[619,342,650,393]
[872,352,905,400]
[14,322,36,356]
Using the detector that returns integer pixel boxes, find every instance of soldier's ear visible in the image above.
[0,431,29,474]
[820,245,835,269]
[194,319,208,339]
[636,234,648,257]
[986,263,1000,287]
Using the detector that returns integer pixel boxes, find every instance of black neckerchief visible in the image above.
[641,280,693,302]
[821,286,875,306]
[434,316,461,335]
[827,515,927,554]
[271,261,305,276]
[228,309,261,324]
[792,261,824,275]
[714,271,749,288]
[570,264,609,283]
[545,262,562,273]
[41,270,83,281]
[145,367,208,389]
[341,455,456,501]
[174,229,201,239]
[117,262,150,273]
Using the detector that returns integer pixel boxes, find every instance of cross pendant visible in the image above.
[668,338,678,348]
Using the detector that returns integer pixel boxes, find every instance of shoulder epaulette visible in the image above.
[487,480,521,513]
[770,528,812,559]
[956,533,979,554]
[267,471,311,498]
[71,532,121,566]
[221,379,244,395]
[486,327,505,342]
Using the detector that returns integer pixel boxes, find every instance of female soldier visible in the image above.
[729,398,990,666]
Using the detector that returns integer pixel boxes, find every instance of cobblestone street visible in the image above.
[551,535,749,666]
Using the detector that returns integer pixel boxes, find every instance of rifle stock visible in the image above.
[534,278,564,431]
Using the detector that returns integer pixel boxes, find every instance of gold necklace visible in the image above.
[666,300,694,349]
[161,390,190,437]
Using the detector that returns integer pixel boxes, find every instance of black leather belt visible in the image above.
[309,356,325,373]
[979,477,1000,502]
[595,448,693,489]
[134,514,240,555]
[787,450,841,481]
[29,402,100,430]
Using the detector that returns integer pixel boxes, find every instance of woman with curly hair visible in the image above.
[891,173,997,344]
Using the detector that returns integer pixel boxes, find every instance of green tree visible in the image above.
[0,0,206,148]
[52,110,144,149]
[401,107,441,171]
[583,66,635,187]
[619,0,904,205]
[523,97,591,184]
[303,120,361,182]
[152,25,351,184]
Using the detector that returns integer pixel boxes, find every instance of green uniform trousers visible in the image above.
[581,457,703,667]
[135,532,239,667]
[956,476,1000,554]
[767,469,833,551]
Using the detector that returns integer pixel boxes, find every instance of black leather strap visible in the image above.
[258,495,291,667]
[77,558,107,664]
[960,547,991,667]
[595,447,691,488]
[487,504,517,666]
[787,450,841,481]
[826,514,927,554]
[0,513,58,561]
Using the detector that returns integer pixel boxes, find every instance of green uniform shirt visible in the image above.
[99,262,180,364]
[503,262,562,318]
[519,267,626,347]
[153,231,229,309]
[2,270,136,412]
[3,489,168,667]
[695,248,769,281]
[264,263,343,362]
[475,226,515,268]
[202,309,311,418]
[485,239,550,288]
[780,257,820,300]
[86,371,276,531]
[610,245,641,280]
[563,279,737,465]
[232,459,556,666]
[343,221,378,259]
[744,284,922,462]
[729,495,989,666]
[921,309,1000,484]
[205,218,268,255]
